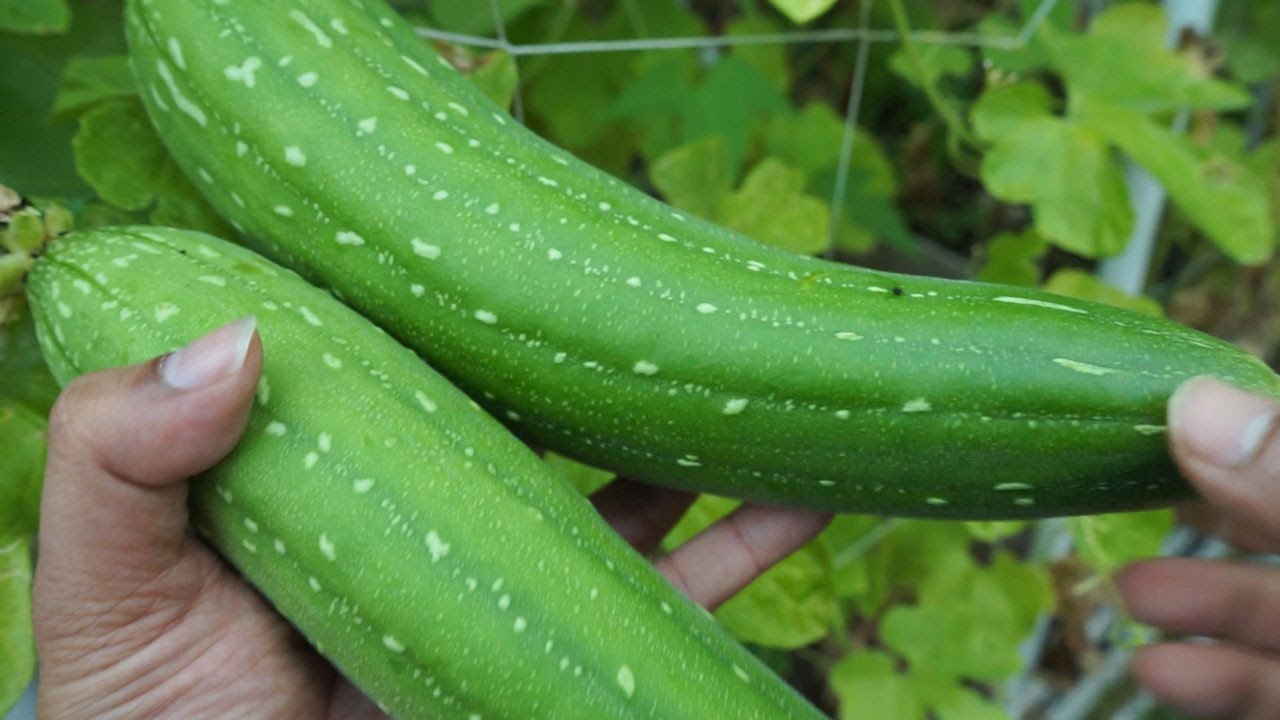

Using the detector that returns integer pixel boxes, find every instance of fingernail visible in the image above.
[159,316,257,390]
[1168,376,1278,469]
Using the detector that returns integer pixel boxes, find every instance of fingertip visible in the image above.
[1167,375,1278,472]
[1113,559,1180,626]
[47,317,265,487]
[1129,643,1278,719]
[1165,376,1280,538]
[1129,644,1215,716]
[158,316,259,390]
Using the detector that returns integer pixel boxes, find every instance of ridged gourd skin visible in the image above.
[126,0,1280,519]
[26,227,825,720]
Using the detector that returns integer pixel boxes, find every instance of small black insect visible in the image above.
[891,286,904,296]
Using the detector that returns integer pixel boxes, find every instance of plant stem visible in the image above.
[886,0,979,150]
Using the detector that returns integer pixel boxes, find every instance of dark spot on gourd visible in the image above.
[891,286,904,297]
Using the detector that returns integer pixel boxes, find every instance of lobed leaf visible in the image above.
[0,537,33,718]
[766,0,839,26]
[0,0,69,35]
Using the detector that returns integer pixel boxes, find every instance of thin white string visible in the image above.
[1020,0,1064,43]
[419,26,1036,54]
[827,0,874,253]
[417,0,1063,56]
[487,0,526,123]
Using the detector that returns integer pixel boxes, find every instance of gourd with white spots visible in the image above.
[26,227,824,720]
[126,0,1280,518]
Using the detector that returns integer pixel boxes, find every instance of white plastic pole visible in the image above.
[1097,0,1220,296]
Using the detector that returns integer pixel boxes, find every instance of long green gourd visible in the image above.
[27,226,825,720]
[126,0,1280,519]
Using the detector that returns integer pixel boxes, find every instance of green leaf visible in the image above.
[51,53,135,118]
[1042,269,1163,317]
[964,520,1028,543]
[426,0,548,36]
[661,495,836,648]
[1247,139,1279,238]
[148,161,235,238]
[681,55,789,177]
[977,0,1073,77]
[830,650,926,720]
[987,550,1055,634]
[469,51,519,111]
[928,682,1010,720]
[72,98,167,211]
[883,559,1042,683]
[971,79,1057,139]
[818,165,914,254]
[650,136,732,220]
[1219,1,1280,84]
[765,102,911,254]
[0,308,58,417]
[1049,3,1251,114]
[544,452,614,496]
[975,228,1047,287]
[727,15,790,94]
[878,549,1052,688]
[523,16,634,153]
[0,537,34,718]
[720,157,830,255]
[763,102,855,179]
[66,97,228,232]
[767,0,839,25]
[972,81,1133,258]
[0,255,29,296]
[889,44,973,89]
[607,53,697,163]
[0,0,69,35]
[79,199,142,229]
[1082,101,1274,266]
[2,207,44,254]
[1070,510,1174,576]
[0,0,125,198]
[858,520,971,615]
[820,514,889,598]
[716,537,836,649]
[0,400,44,537]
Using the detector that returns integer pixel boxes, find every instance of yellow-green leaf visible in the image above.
[973,82,1133,257]
[721,158,830,255]
[767,0,839,25]
[1042,269,1162,317]
[0,537,34,717]
[830,650,927,720]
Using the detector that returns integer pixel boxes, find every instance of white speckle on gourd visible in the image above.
[318,533,336,561]
[616,665,636,698]
[289,10,333,48]
[902,398,932,413]
[633,361,659,376]
[224,57,263,88]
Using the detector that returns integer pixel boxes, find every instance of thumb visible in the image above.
[1167,375,1280,545]
[35,316,262,623]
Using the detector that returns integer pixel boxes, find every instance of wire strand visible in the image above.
[827,0,874,254]
[415,5,1063,57]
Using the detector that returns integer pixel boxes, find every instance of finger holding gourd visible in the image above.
[125,0,1280,520]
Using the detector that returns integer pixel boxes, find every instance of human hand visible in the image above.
[1117,375,1280,719]
[34,319,830,719]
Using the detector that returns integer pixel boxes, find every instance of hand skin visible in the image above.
[33,318,832,720]
[1117,376,1280,720]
